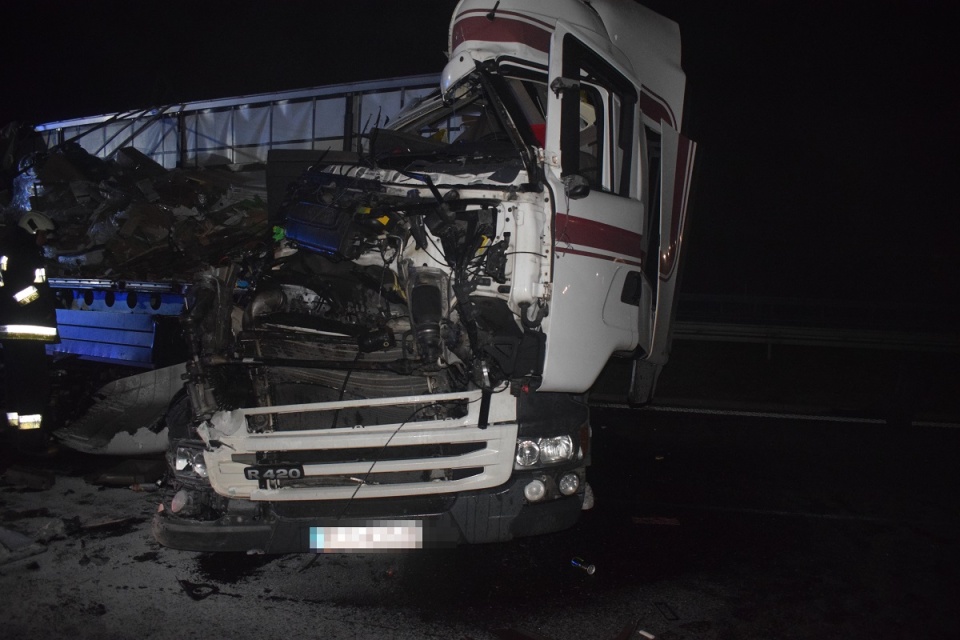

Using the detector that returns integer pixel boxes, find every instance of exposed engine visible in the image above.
[180,157,545,433]
[153,0,695,553]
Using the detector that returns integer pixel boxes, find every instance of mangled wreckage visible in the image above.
[156,0,696,551]
[1,131,268,443]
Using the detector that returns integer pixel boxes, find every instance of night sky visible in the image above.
[2,1,956,317]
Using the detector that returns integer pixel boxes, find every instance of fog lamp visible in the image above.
[170,489,190,514]
[558,472,580,496]
[523,479,546,502]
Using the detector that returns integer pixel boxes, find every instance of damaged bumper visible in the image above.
[153,476,584,553]
[156,386,589,552]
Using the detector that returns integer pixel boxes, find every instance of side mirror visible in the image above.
[550,76,580,98]
[562,174,591,200]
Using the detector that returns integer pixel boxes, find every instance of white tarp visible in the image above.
[36,75,439,169]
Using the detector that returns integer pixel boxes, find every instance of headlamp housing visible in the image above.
[174,444,208,479]
[514,435,575,469]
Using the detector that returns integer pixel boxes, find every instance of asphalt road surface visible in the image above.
[1,407,958,640]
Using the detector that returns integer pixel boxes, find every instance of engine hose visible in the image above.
[242,287,285,329]
[518,302,545,329]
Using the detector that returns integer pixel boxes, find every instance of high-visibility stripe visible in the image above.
[14,285,40,305]
[0,324,58,340]
[6,413,43,430]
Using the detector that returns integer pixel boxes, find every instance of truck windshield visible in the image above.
[369,71,546,170]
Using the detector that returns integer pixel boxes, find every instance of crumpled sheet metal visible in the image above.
[7,143,268,282]
[54,363,186,455]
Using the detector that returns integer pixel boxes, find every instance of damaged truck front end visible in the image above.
[156,69,589,552]
[154,0,695,552]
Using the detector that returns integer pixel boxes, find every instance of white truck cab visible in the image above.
[154,0,695,552]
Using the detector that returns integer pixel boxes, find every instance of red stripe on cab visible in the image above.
[555,213,644,261]
[451,15,552,53]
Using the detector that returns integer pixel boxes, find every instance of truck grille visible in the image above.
[202,390,517,501]
[260,386,465,432]
[248,442,486,465]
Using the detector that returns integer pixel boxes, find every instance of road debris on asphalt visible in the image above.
[86,457,166,487]
[177,579,220,601]
[570,556,596,575]
[491,621,655,640]
[1,465,55,490]
[631,516,680,526]
[0,525,47,565]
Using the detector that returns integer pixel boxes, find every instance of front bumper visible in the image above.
[153,475,585,553]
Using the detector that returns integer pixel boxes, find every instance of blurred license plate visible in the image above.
[309,521,423,551]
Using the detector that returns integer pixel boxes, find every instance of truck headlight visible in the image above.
[539,436,574,464]
[514,435,575,468]
[175,446,208,478]
[515,440,540,467]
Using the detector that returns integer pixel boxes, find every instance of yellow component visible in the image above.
[386,270,406,301]
[376,216,391,226]
[476,235,490,255]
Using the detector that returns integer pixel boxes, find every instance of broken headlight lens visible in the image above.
[175,446,208,478]
[514,435,575,469]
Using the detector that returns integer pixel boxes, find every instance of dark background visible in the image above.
[2,0,956,315]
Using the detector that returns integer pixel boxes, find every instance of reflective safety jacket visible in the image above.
[0,226,58,342]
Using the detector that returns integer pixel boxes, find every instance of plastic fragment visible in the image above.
[570,556,595,575]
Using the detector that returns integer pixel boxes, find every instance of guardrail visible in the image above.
[673,321,960,353]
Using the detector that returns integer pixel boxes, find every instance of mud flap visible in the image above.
[627,358,662,406]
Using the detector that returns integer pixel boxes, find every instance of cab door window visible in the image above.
[558,35,637,197]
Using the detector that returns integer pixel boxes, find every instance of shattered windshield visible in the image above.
[369,71,546,172]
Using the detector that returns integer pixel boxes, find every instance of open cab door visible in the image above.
[539,18,696,401]
[629,122,696,403]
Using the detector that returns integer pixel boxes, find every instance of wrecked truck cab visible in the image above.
[154,0,695,553]
[155,71,576,551]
